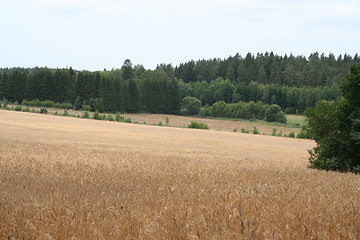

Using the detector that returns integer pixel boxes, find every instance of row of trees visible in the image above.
[174,52,359,87]
[0,66,180,114]
[179,79,341,114]
[0,53,357,117]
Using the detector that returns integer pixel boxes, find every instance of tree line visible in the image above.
[179,79,341,114]
[0,52,358,117]
[174,52,359,87]
[0,65,180,114]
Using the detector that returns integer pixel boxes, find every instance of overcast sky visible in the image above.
[1,0,359,70]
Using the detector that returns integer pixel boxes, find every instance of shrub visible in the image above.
[43,100,55,108]
[40,108,48,114]
[54,102,72,109]
[82,104,91,111]
[165,117,169,126]
[14,105,22,111]
[115,112,124,122]
[188,121,209,129]
[63,110,69,116]
[73,96,82,110]
[93,111,101,120]
[82,111,90,119]
[252,127,259,134]
[297,129,311,139]
[199,105,212,116]
[181,96,202,115]
[288,131,295,138]
[272,128,277,136]
[285,107,296,114]
[106,115,115,121]
[124,118,132,123]
[241,128,249,133]
[265,104,287,123]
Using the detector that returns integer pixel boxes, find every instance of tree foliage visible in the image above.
[181,96,202,115]
[0,53,359,117]
[265,104,287,123]
[200,101,268,121]
[305,64,360,173]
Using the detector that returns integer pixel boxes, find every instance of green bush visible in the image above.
[199,101,268,120]
[265,104,287,123]
[271,128,277,136]
[115,112,124,122]
[252,127,259,134]
[63,110,69,116]
[181,96,202,115]
[288,131,295,138]
[93,111,101,120]
[14,105,22,111]
[241,128,249,133]
[188,121,209,129]
[73,96,82,110]
[54,102,72,109]
[297,129,311,139]
[43,100,55,108]
[40,108,48,114]
[82,104,91,111]
[285,107,296,114]
[82,111,90,119]
[106,114,115,121]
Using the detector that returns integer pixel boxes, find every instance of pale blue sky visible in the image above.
[1,0,359,70]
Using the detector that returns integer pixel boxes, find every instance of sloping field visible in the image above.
[15,105,303,135]
[0,110,359,239]
[122,113,303,135]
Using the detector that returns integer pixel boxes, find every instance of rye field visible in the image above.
[0,110,359,239]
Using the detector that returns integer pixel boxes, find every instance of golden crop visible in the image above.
[0,110,359,239]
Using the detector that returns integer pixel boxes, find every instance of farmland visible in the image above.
[0,110,359,239]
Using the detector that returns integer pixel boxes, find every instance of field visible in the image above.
[122,113,305,135]
[13,105,305,136]
[0,110,359,239]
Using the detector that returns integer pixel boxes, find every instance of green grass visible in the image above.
[286,115,306,126]
[192,114,305,128]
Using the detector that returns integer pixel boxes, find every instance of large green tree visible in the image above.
[305,64,360,173]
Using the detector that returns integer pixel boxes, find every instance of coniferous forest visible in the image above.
[0,52,359,117]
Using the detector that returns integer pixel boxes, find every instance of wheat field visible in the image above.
[0,110,359,239]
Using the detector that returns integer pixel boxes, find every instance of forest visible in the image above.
[0,52,358,118]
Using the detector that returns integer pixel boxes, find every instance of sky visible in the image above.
[1,0,359,70]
